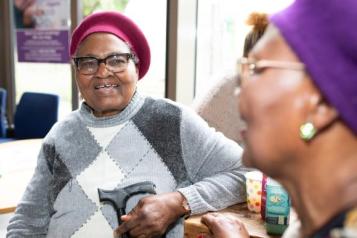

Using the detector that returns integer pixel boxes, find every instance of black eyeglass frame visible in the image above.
[72,53,137,75]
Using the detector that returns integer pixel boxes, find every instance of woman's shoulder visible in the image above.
[43,110,81,141]
[139,96,184,114]
[140,96,208,127]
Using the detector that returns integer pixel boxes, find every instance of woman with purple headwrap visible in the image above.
[202,0,357,237]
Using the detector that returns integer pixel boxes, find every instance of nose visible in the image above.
[95,62,111,77]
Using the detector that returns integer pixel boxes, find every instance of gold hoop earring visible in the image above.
[300,122,316,141]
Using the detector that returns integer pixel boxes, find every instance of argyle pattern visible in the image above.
[8,94,245,238]
[45,99,181,237]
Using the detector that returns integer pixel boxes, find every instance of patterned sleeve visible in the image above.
[177,106,248,215]
[6,142,54,237]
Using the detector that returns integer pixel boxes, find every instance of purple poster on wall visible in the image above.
[14,0,70,63]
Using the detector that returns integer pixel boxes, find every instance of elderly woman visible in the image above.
[6,11,247,238]
[202,0,357,237]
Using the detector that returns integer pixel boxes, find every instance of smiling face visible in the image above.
[238,25,320,176]
[74,33,138,117]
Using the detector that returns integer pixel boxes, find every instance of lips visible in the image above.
[94,84,119,89]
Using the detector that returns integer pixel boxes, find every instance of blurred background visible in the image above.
[3,0,293,120]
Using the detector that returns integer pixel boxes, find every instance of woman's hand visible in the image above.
[114,192,188,238]
[201,213,249,238]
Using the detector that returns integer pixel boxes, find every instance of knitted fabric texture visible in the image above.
[7,93,246,238]
[192,74,244,145]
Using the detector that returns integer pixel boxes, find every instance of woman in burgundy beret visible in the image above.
[7,11,248,238]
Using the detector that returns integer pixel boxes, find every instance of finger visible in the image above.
[127,224,145,237]
[120,214,131,222]
[201,213,219,225]
[129,223,161,238]
[229,216,249,235]
[224,214,247,227]
[201,213,229,232]
[115,220,140,235]
[113,228,121,238]
[201,214,219,232]
[208,212,219,217]
[116,210,140,234]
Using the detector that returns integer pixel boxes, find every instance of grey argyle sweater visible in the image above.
[7,92,246,238]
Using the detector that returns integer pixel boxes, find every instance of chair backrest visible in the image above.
[0,88,7,137]
[14,92,59,139]
[192,74,245,145]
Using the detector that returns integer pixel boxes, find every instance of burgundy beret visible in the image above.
[70,11,151,79]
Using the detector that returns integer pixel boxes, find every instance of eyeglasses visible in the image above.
[73,53,136,75]
[237,57,305,84]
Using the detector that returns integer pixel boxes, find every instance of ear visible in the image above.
[309,94,339,131]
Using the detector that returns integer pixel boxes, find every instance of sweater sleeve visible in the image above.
[177,107,248,215]
[6,142,53,237]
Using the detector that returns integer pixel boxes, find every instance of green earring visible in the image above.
[300,122,316,141]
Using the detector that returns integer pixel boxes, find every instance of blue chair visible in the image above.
[0,88,7,138]
[13,92,59,139]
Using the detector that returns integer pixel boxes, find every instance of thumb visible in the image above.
[120,214,131,222]
[201,213,218,228]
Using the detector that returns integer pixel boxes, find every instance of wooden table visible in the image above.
[0,139,42,214]
[184,203,279,238]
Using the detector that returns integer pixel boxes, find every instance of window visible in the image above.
[14,63,72,119]
[194,0,293,98]
[13,0,72,119]
[14,0,167,120]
